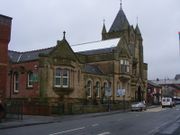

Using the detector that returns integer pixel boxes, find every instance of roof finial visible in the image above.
[136,16,139,25]
[63,31,66,39]
[120,0,122,10]
[103,19,105,25]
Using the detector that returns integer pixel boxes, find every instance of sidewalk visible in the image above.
[0,105,159,130]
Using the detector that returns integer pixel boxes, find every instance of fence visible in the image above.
[4,99,131,117]
[5,100,23,120]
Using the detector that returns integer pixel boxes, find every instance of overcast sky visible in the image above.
[0,0,180,80]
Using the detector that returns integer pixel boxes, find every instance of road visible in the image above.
[1,105,180,135]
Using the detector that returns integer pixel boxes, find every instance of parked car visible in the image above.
[161,97,175,108]
[131,101,146,111]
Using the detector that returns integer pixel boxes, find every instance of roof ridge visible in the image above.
[71,38,120,47]
[22,46,55,53]
[8,50,21,53]
[9,46,55,54]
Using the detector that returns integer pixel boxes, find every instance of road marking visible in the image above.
[97,132,111,135]
[161,123,179,134]
[49,127,85,135]
[147,121,169,135]
[92,123,99,127]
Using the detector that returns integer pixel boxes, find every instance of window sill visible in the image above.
[53,87,73,95]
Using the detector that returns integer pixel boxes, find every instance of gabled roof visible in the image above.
[49,39,79,62]
[8,38,120,63]
[109,8,129,33]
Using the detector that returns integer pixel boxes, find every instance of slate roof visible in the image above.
[175,74,180,80]
[72,38,120,53]
[148,80,161,87]
[109,8,129,32]
[83,64,104,75]
[8,47,53,63]
[8,38,120,63]
[152,79,180,85]
[78,47,115,55]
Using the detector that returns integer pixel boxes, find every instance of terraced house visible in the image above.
[6,5,148,113]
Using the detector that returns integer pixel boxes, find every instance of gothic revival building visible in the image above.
[6,6,147,107]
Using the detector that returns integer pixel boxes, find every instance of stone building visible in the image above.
[7,6,147,107]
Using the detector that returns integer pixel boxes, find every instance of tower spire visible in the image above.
[102,19,107,34]
[63,31,66,40]
[136,16,139,25]
[120,0,122,10]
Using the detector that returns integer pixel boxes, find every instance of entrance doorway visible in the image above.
[137,86,142,102]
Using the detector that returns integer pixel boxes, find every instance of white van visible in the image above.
[161,97,175,108]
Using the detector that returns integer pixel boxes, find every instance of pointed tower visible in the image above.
[135,24,141,35]
[101,20,107,40]
[101,1,130,40]
[135,24,142,40]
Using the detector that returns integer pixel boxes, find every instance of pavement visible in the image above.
[0,105,159,130]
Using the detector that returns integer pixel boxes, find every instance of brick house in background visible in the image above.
[0,15,12,102]
[147,81,162,105]
[5,6,147,113]
[151,75,180,98]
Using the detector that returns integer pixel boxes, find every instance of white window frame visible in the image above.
[54,68,70,88]
[54,68,62,88]
[120,59,130,73]
[27,72,33,88]
[13,73,19,93]
[96,82,100,98]
[62,70,69,88]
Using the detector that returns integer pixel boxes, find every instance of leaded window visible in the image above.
[120,59,130,73]
[54,68,69,88]
[27,72,33,88]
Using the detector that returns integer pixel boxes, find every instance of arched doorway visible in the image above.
[137,86,142,102]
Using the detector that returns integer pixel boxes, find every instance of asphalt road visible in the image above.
[1,105,180,135]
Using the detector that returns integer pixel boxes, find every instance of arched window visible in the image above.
[104,82,108,97]
[87,80,92,97]
[27,72,33,88]
[95,82,100,97]
[104,81,112,97]
[104,82,108,89]
[13,72,19,93]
